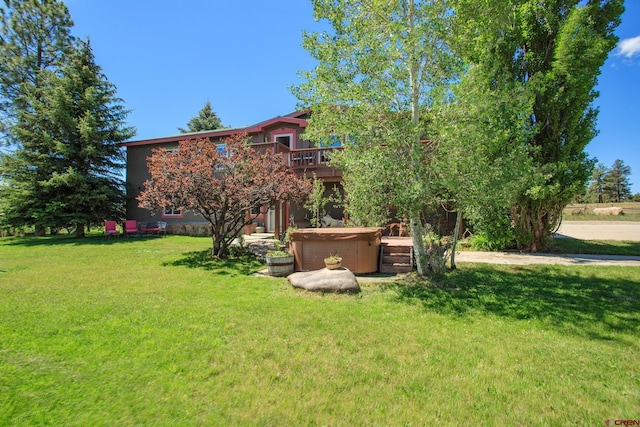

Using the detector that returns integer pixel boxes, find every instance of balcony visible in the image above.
[251,142,343,180]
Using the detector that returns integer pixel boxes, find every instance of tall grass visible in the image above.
[1,235,638,425]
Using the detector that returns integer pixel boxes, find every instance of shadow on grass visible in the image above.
[163,249,264,276]
[392,264,639,340]
[2,234,163,247]
[549,238,640,256]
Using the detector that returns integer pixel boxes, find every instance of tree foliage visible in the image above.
[602,159,632,203]
[433,67,535,248]
[138,134,311,258]
[584,162,607,203]
[303,172,342,227]
[447,0,623,252]
[296,0,457,275]
[178,100,223,133]
[0,0,74,136]
[0,40,135,236]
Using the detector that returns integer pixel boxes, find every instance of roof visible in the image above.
[121,110,309,147]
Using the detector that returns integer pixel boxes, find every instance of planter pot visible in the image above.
[255,226,265,233]
[324,259,343,270]
[266,254,294,277]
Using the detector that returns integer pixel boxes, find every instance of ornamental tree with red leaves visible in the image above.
[138,133,311,258]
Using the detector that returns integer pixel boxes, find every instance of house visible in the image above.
[121,111,345,237]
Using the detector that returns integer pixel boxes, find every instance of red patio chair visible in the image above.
[124,219,138,236]
[104,221,120,239]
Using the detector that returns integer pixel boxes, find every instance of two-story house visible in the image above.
[121,110,344,237]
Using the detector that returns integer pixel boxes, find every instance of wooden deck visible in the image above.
[381,236,413,247]
[251,142,343,180]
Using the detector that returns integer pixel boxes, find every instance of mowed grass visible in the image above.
[0,235,638,425]
[550,238,640,256]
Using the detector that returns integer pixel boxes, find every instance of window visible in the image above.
[328,135,343,147]
[163,207,183,218]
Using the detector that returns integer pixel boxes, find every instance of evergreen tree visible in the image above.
[0,0,74,137]
[603,159,632,203]
[585,163,608,203]
[178,100,223,133]
[0,40,135,236]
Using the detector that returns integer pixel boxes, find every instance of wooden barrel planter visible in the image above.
[266,254,295,277]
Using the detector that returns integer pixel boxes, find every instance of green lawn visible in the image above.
[564,202,640,221]
[550,238,640,256]
[1,235,638,425]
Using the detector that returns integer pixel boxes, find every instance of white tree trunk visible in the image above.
[411,217,429,275]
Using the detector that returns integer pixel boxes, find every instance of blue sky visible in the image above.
[65,0,640,193]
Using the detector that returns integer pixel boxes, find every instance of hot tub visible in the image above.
[289,227,383,273]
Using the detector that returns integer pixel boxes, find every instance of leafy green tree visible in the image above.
[331,145,393,227]
[0,40,135,236]
[296,0,457,275]
[178,100,223,133]
[434,64,535,250]
[303,172,342,227]
[603,159,632,203]
[0,0,74,136]
[448,0,623,252]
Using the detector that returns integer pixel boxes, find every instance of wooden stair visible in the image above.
[379,243,414,274]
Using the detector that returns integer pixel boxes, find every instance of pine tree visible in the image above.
[178,101,223,133]
[585,163,608,203]
[603,159,632,203]
[0,0,74,136]
[1,40,135,236]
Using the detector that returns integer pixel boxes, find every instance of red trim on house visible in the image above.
[120,114,308,147]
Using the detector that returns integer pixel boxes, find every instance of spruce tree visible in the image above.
[178,100,223,133]
[1,40,135,236]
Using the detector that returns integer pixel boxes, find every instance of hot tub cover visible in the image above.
[289,227,383,241]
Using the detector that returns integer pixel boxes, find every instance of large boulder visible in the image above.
[287,268,361,293]
[593,207,623,216]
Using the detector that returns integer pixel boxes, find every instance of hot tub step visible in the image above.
[379,244,414,274]
[383,254,411,264]
[380,263,413,274]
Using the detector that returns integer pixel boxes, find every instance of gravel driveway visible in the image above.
[555,221,640,241]
[454,221,640,267]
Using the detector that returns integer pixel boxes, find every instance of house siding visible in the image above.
[122,111,343,235]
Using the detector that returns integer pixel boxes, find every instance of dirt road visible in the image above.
[554,221,640,241]
[455,251,640,266]
[454,221,640,266]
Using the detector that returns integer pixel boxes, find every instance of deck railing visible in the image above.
[251,142,343,171]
